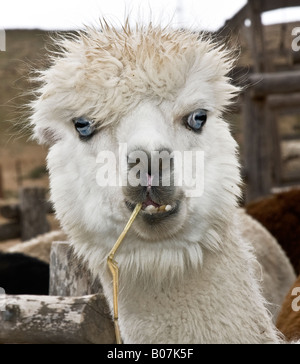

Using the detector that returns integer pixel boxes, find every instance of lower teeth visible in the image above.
[144,204,172,214]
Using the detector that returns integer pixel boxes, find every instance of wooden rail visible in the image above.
[218,0,300,37]
[249,71,300,98]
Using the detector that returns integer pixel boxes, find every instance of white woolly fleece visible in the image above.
[30,23,283,343]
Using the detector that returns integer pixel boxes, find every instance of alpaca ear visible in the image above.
[34,126,62,146]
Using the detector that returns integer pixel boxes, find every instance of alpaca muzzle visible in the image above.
[123,147,181,218]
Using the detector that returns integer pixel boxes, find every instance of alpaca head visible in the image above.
[30,23,241,280]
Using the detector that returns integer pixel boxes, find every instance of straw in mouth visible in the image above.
[107,202,142,344]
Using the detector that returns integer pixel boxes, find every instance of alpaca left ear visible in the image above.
[34,126,62,146]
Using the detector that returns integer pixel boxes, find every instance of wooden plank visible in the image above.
[249,71,300,98]
[19,188,50,241]
[267,93,300,109]
[217,0,300,36]
[49,241,102,296]
[261,0,300,13]
[0,294,115,344]
[0,222,20,241]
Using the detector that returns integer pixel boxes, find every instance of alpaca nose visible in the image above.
[124,147,176,205]
[147,174,153,192]
[127,147,174,187]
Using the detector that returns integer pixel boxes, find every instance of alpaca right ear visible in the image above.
[34,126,62,146]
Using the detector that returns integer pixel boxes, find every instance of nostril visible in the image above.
[147,174,153,191]
[147,174,153,186]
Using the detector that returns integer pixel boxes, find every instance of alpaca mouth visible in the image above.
[125,196,179,219]
[141,197,173,214]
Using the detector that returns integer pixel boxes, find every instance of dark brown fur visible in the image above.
[246,189,300,275]
[276,275,300,341]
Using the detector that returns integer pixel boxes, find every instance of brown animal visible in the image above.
[246,189,300,275]
[276,275,300,341]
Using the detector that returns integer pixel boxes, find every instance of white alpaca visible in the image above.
[30,23,287,343]
[238,209,295,322]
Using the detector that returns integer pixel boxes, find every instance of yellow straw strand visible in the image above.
[107,203,142,344]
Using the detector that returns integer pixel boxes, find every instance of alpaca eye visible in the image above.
[186,109,207,132]
[72,117,95,139]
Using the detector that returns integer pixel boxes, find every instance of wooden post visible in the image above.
[0,294,115,344]
[48,241,115,344]
[279,23,287,55]
[19,187,50,241]
[247,0,268,72]
[49,241,102,296]
[243,94,273,201]
[266,107,282,186]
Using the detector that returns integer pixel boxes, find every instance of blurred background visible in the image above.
[0,0,300,247]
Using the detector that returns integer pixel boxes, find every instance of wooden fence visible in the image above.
[0,241,115,344]
[243,71,300,201]
[218,0,300,201]
[0,187,116,343]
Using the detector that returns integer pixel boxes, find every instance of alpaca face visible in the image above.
[31,25,241,275]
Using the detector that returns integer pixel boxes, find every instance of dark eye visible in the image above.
[185,109,207,132]
[72,117,95,139]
